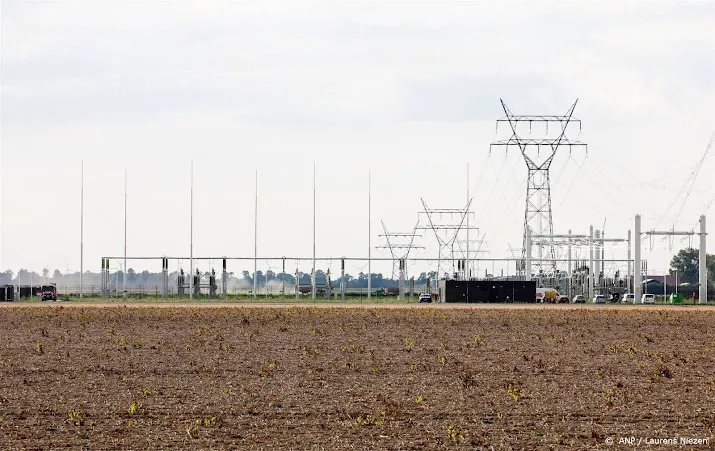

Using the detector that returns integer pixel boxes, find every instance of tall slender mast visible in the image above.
[254,170,258,299]
[123,169,127,297]
[189,160,193,299]
[80,160,84,299]
[368,171,371,299]
[312,162,316,302]
[466,162,469,280]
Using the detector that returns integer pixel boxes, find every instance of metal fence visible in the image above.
[52,284,433,299]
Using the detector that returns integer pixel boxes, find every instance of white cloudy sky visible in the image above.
[2,0,714,278]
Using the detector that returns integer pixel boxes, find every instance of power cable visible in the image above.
[555,154,587,210]
[654,131,714,230]
[470,153,492,200]
[580,158,635,212]
[475,154,510,220]
[551,154,574,192]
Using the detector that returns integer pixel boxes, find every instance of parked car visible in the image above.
[642,293,655,304]
[622,293,635,304]
[418,293,432,303]
[572,295,586,304]
[592,295,606,304]
[557,295,569,303]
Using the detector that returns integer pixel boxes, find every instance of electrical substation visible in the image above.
[94,101,710,304]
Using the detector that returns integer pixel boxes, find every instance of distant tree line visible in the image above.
[0,268,439,289]
[2,247,711,288]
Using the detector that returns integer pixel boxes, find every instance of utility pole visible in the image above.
[627,230,632,295]
[567,229,572,299]
[634,215,641,304]
[80,160,84,300]
[312,162,316,302]
[189,160,193,299]
[589,225,594,301]
[124,169,127,298]
[254,170,258,299]
[466,162,470,281]
[368,171,371,300]
[699,215,707,304]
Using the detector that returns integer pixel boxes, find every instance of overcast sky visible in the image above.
[2,0,714,279]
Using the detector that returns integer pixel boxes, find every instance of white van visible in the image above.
[642,294,655,304]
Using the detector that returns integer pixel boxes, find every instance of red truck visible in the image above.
[41,284,57,301]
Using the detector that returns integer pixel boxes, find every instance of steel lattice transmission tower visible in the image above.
[376,219,423,279]
[376,219,423,299]
[491,99,587,277]
[417,199,479,280]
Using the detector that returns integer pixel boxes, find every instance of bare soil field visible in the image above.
[1,305,714,450]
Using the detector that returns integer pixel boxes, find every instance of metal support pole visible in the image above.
[80,160,84,300]
[165,258,169,299]
[165,258,168,298]
[162,258,167,299]
[124,169,127,298]
[295,268,299,301]
[589,225,594,302]
[367,171,371,299]
[700,215,707,304]
[282,257,285,300]
[567,229,572,299]
[189,160,193,299]
[627,230,632,296]
[594,229,600,290]
[312,162,316,302]
[634,215,642,304]
[466,162,470,282]
[525,228,532,282]
[254,170,258,299]
[601,229,605,283]
[341,257,345,301]
[399,259,405,300]
[222,258,227,298]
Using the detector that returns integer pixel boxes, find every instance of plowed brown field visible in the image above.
[1,305,714,450]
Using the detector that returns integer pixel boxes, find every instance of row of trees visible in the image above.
[0,268,439,289]
[237,269,438,287]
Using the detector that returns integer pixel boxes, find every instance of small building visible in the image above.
[1,285,15,302]
[439,279,537,303]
